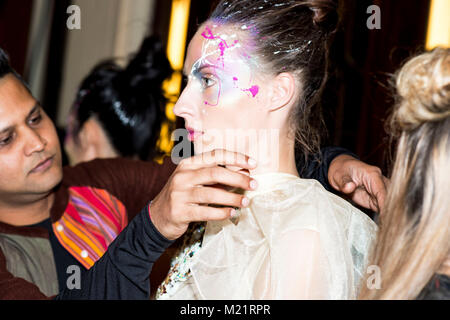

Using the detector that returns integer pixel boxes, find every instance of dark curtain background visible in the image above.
[0,0,33,75]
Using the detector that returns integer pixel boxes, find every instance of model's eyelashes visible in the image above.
[190,70,218,90]
[199,74,217,89]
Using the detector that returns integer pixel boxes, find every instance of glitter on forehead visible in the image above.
[200,26,239,68]
[188,24,263,107]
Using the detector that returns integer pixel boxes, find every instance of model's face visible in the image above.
[0,75,62,202]
[174,22,273,156]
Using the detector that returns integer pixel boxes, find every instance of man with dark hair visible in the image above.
[0,49,10,75]
[0,47,387,299]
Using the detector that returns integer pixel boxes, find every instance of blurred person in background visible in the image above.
[64,36,172,165]
[359,48,450,300]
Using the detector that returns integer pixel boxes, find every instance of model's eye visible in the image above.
[200,75,216,89]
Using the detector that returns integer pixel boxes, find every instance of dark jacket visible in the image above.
[0,147,354,299]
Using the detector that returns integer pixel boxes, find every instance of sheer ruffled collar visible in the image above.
[245,172,301,198]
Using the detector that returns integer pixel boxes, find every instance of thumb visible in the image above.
[333,173,355,192]
[341,180,356,194]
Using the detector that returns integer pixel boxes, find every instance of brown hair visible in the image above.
[359,48,450,300]
[209,0,339,160]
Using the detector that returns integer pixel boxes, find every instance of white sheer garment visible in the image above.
[157,173,378,300]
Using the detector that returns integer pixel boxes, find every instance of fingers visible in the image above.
[366,171,388,212]
[189,186,249,208]
[188,166,258,191]
[184,205,236,223]
[151,149,259,240]
[334,174,355,193]
[179,149,257,170]
[351,187,380,212]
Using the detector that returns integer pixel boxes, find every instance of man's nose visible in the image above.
[24,128,47,156]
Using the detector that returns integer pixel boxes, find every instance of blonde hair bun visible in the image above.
[394,47,450,131]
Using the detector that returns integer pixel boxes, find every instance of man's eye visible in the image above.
[0,135,13,146]
[29,114,42,125]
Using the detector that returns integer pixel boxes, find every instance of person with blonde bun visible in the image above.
[359,47,450,300]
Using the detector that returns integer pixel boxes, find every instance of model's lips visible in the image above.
[29,156,54,174]
[186,127,204,142]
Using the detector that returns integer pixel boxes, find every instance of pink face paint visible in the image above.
[246,85,259,97]
[232,77,260,98]
[194,25,261,107]
[201,26,239,68]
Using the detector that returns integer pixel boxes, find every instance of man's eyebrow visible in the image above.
[26,102,41,119]
[0,125,13,135]
[0,102,42,134]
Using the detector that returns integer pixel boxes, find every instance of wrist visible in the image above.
[146,201,174,245]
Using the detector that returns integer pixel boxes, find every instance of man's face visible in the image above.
[0,74,62,203]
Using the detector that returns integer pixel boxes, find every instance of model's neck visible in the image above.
[0,192,54,226]
[248,132,299,177]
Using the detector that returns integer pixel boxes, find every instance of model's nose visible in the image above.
[173,87,196,120]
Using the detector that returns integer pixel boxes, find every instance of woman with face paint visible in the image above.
[157,0,377,300]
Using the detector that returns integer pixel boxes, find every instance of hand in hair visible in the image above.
[327,154,389,213]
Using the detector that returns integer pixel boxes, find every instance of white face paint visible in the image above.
[187,24,259,107]
[173,23,274,160]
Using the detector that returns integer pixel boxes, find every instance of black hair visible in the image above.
[70,36,173,161]
[0,47,13,79]
[0,46,32,92]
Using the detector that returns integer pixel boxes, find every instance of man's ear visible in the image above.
[268,72,296,112]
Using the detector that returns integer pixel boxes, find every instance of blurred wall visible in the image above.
[56,0,157,127]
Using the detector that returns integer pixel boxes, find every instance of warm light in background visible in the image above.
[426,0,450,50]
[156,0,191,159]
[167,0,191,71]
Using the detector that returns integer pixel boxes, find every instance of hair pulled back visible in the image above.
[210,0,339,158]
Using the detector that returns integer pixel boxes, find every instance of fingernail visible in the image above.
[250,179,258,190]
[230,209,236,217]
[248,158,257,167]
[241,197,249,207]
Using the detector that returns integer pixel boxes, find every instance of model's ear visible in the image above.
[267,72,296,112]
